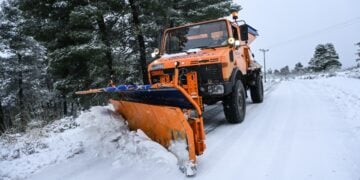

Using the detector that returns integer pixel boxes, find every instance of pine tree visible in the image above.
[293,62,304,74]
[309,44,326,72]
[128,0,148,84]
[323,43,341,71]
[174,0,240,26]
[0,0,48,131]
[274,69,280,76]
[309,43,341,72]
[280,66,290,76]
[135,0,240,83]
[19,0,131,112]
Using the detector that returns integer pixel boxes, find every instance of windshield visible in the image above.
[164,21,229,54]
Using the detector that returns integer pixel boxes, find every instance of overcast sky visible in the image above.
[236,0,360,70]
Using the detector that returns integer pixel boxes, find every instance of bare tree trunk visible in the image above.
[0,101,5,133]
[97,14,114,79]
[62,95,67,116]
[17,53,26,132]
[129,0,149,84]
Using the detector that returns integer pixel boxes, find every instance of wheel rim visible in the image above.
[237,88,244,110]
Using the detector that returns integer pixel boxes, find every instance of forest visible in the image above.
[0,0,241,133]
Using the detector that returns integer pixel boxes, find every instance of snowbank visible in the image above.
[0,106,179,180]
[337,67,360,79]
[295,67,360,80]
[311,77,360,133]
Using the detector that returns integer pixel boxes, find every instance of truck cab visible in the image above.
[148,18,263,123]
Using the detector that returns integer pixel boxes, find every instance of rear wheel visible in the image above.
[250,74,264,103]
[223,80,246,123]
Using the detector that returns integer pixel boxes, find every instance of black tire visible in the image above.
[223,80,246,124]
[250,75,264,103]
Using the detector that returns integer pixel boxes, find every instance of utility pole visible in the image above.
[259,49,269,82]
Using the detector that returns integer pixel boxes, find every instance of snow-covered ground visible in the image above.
[1,68,360,180]
[0,107,180,180]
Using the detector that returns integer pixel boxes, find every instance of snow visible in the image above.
[162,52,187,58]
[337,67,360,79]
[185,48,201,53]
[0,50,13,59]
[194,77,360,180]
[52,1,68,8]
[1,69,360,179]
[0,106,180,180]
[161,48,202,58]
[169,140,196,176]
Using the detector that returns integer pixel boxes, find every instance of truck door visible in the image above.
[232,25,247,74]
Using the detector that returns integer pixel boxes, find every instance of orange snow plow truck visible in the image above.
[76,13,263,176]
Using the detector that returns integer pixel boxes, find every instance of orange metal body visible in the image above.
[110,100,198,161]
[148,19,257,83]
[110,70,205,163]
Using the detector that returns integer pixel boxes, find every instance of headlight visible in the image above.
[208,84,224,95]
[151,63,164,70]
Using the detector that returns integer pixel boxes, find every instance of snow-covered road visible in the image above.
[198,77,360,180]
[2,77,360,180]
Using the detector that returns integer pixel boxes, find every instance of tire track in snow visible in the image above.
[220,82,290,179]
[197,82,281,178]
[264,81,308,179]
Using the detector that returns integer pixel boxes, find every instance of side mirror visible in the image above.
[239,24,249,42]
[151,48,160,58]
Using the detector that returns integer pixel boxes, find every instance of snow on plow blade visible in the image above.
[76,85,205,175]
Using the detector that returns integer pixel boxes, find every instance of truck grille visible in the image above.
[150,63,223,84]
[196,64,222,84]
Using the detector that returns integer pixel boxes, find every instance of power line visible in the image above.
[267,16,360,49]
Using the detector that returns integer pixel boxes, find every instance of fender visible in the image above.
[224,68,245,95]
[230,68,245,86]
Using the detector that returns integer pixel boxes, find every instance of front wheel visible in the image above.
[223,80,246,124]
